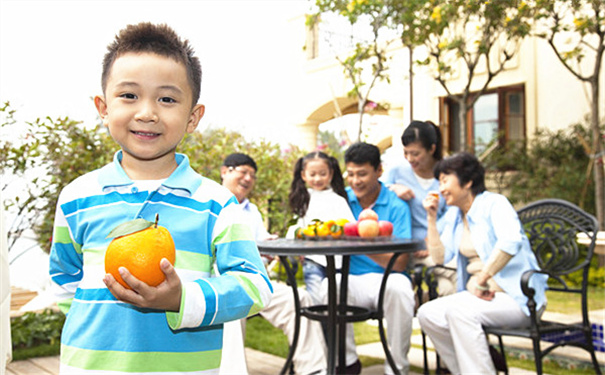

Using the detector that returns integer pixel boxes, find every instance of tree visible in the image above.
[390,0,431,121]
[531,0,605,229]
[1,102,115,253]
[1,103,305,254]
[181,128,304,235]
[413,0,532,151]
[311,0,393,142]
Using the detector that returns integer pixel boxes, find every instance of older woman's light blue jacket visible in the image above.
[438,191,547,315]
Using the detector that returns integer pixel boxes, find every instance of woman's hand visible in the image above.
[389,184,415,201]
[422,192,439,221]
[471,271,495,301]
[104,258,182,312]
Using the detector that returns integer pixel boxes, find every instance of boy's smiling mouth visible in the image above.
[132,130,160,137]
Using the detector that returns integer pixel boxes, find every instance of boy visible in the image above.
[49,23,273,374]
[219,153,326,375]
[336,142,414,375]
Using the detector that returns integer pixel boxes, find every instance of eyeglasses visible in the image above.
[228,166,257,180]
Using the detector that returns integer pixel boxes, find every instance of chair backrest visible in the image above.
[517,199,599,282]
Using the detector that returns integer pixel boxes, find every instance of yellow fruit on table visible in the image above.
[302,225,316,237]
[105,214,175,289]
[335,218,349,227]
[316,222,331,237]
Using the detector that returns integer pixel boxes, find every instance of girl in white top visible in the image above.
[287,151,355,304]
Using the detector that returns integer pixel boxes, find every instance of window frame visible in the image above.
[439,84,526,154]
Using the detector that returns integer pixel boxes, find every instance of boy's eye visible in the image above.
[120,93,137,99]
[159,97,176,103]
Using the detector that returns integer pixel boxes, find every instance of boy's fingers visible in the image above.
[117,267,150,297]
[161,258,180,284]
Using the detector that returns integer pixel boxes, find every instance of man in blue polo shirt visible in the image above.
[341,142,414,375]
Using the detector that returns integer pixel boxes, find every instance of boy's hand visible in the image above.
[104,258,182,312]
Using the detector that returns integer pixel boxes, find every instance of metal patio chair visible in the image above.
[484,199,603,375]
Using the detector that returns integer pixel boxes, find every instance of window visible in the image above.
[440,85,525,154]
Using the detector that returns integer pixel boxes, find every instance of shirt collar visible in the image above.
[98,151,201,195]
[240,198,251,210]
[348,181,388,208]
[457,191,488,224]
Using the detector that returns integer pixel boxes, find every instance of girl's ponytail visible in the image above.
[329,156,347,200]
[288,157,310,217]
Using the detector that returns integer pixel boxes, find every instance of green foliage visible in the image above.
[1,102,115,252]
[180,128,305,236]
[313,0,392,141]
[484,122,599,215]
[564,253,605,288]
[11,309,65,360]
[1,103,305,254]
[484,121,604,288]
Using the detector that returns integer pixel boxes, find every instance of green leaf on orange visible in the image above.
[106,218,154,239]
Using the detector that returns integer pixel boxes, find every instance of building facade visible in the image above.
[282,12,604,160]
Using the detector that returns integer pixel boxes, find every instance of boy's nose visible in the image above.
[135,102,159,122]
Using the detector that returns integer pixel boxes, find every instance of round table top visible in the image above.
[257,237,425,256]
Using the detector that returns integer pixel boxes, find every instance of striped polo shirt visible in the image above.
[49,151,273,374]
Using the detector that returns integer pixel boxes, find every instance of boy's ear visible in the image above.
[186,104,205,133]
[94,96,109,127]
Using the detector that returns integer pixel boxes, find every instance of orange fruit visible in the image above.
[316,222,331,237]
[105,215,175,289]
[330,223,343,238]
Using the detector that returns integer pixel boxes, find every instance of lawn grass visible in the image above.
[545,286,604,314]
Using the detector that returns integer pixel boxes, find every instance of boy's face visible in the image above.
[95,52,204,168]
[346,162,382,202]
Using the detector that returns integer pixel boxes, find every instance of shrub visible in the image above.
[10,309,65,360]
[484,122,599,216]
[484,121,604,288]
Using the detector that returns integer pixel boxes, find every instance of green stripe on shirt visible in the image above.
[61,343,221,372]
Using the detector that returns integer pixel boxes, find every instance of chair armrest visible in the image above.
[520,269,549,323]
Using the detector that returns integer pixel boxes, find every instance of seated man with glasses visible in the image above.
[219,153,327,375]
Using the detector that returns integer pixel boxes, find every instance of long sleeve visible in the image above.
[483,249,513,277]
[426,217,445,265]
[167,201,273,330]
[49,191,83,314]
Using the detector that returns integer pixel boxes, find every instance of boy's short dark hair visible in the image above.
[433,152,486,196]
[223,153,258,172]
[101,22,202,106]
[345,142,381,170]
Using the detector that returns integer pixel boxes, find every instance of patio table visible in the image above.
[257,237,424,375]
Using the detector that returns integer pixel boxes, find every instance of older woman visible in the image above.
[417,152,547,374]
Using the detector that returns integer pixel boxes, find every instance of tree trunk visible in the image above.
[409,47,414,121]
[357,98,365,142]
[459,100,468,151]
[590,77,604,230]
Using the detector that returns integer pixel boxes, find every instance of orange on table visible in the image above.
[316,222,331,237]
[302,225,317,237]
[105,215,176,289]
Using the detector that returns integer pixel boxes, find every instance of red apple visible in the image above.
[378,220,393,237]
[358,220,380,237]
[343,222,359,237]
[358,208,379,222]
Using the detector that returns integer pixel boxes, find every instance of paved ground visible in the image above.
[7,287,604,374]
